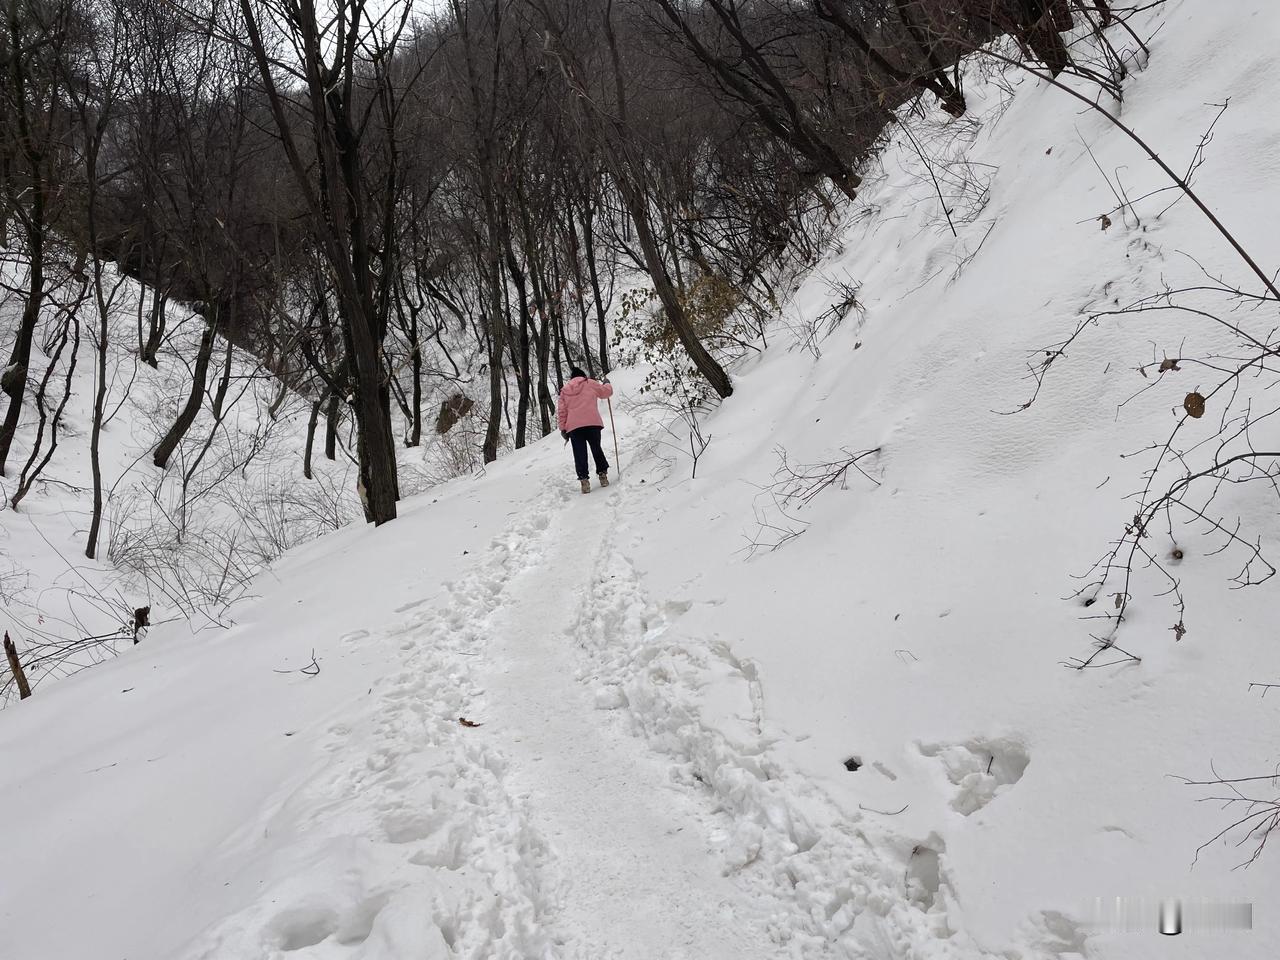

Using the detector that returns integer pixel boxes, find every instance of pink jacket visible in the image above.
[558,377,613,433]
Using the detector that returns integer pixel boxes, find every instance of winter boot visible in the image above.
[598,471,609,488]
[579,477,591,495]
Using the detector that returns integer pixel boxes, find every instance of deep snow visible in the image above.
[0,267,364,691]
[4,2,1280,959]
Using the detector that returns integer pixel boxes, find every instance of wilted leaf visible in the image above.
[1158,358,1181,373]
[1171,621,1186,641]
[1184,391,1206,419]
[1099,214,1112,231]
[1113,592,1124,609]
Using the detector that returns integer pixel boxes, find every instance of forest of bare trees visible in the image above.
[1,0,1128,534]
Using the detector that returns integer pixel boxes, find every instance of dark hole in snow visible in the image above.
[844,756,863,772]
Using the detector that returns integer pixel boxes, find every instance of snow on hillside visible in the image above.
[0,258,366,695]
[3,2,1279,959]
[0,252,501,698]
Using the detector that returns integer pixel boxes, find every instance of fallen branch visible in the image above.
[4,632,33,700]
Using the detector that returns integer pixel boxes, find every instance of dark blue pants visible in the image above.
[569,426,609,480]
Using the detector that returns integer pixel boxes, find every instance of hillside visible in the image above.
[0,259,363,691]
[0,259,504,698]
[2,2,1279,960]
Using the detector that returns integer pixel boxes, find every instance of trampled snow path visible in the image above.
[476,474,1076,960]
[179,463,1077,960]
[479,485,780,960]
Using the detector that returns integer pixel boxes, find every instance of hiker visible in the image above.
[558,367,613,494]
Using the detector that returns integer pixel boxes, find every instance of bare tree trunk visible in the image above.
[85,269,111,559]
[401,296,424,447]
[581,196,611,373]
[481,278,506,464]
[140,268,168,366]
[11,300,81,510]
[535,304,553,436]
[210,295,236,419]
[325,390,340,461]
[501,220,534,448]
[561,209,596,377]
[304,389,326,479]
[0,241,43,475]
[153,318,216,470]
[409,343,423,447]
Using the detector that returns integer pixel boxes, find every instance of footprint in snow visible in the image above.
[917,736,1030,815]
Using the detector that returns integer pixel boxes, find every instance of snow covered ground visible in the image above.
[3,2,1280,958]
[0,261,364,691]
[0,255,488,696]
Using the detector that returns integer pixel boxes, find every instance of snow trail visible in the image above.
[501,475,1082,960]
[171,456,1078,960]
[480,487,781,960]
[476,473,1046,960]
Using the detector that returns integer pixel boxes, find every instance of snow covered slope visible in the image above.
[0,259,364,694]
[3,2,1279,959]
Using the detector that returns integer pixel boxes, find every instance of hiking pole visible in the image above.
[607,396,621,480]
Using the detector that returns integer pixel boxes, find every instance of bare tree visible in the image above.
[446,0,510,463]
[647,0,864,200]
[69,0,134,558]
[535,0,734,398]
[234,0,423,523]
[0,0,74,474]
[9,277,84,509]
